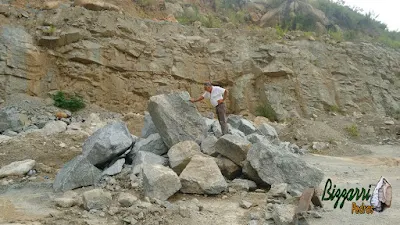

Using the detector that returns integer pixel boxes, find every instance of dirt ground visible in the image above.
[1,142,399,224]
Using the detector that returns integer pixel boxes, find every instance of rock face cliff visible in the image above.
[1,4,399,119]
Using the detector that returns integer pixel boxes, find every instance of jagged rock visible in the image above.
[142,164,181,201]
[246,133,266,144]
[268,183,288,198]
[242,160,266,185]
[148,92,208,148]
[228,124,246,138]
[131,151,167,175]
[41,121,68,136]
[118,193,138,207]
[247,141,324,192]
[212,120,223,138]
[227,115,257,135]
[141,112,158,138]
[83,189,112,210]
[0,108,24,133]
[227,115,242,129]
[53,155,102,192]
[3,130,18,137]
[54,197,77,208]
[133,133,168,156]
[204,117,215,132]
[82,121,133,166]
[312,142,329,151]
[0,159,35,178]
[74,0,120,11]
[230,178,257,192]
[240,200,253,209]
[168,141,201,175]
[215,155,241,180]
[102,158,125,176]
[200,135,218,156]
[256,123,279,141]
[179,155,227,195]
[215,134,252,166]
[272,204,296,225]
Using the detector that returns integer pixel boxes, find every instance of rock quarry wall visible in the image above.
[1,4,400,119]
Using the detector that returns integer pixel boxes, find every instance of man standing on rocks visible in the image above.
[190,81,229,135]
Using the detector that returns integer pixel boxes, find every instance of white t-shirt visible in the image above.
[202,86,225,107]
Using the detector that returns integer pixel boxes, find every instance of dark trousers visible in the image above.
[216,103,228,135]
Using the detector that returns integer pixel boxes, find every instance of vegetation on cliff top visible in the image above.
[137,0,400,48]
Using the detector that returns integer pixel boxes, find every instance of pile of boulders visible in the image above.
[53,91,324,198]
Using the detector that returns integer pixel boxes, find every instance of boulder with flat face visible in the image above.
[148,92,208,148]
[82,121,134,166]
[247,141,324,192]
[179,155,227,195]
[214,134,252,166]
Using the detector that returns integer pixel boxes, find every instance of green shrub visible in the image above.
[345,124,359,137]
[329,30,343,42]
[275,24,287,38]
[44,25,56,36]
[255,104,278,122]
[327,105,344,114]
[52,91,85,112]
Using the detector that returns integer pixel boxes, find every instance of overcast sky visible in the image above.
[339,0,400,31]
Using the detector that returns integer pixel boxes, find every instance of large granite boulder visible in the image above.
[247,141,324,192]
[82,121,134,166]
[148,92,208,148]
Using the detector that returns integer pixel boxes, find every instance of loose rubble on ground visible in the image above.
[0,91,336,225]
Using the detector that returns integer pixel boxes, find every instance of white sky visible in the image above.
[339,0,400,31]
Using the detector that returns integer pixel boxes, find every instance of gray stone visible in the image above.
[142,164,181,201]
[246,133,266,144]
[312,142,329,151]
[242,160,265,185]
[200,135,218,156]
[215,155,241,180]
[256,123,279,141]
[204,117,215,132]
[215,134,252,166]
[212,120,223,138]
[102,158,125,176]
[83,189,112,211]
[141,111,158,138]
[3,130,17,137]
[148,92,208,148]
[227,115,242,129]
[0,108,24,133]
[272,204,296,225]
[118,193,138,207]
[230,179,257,192]
[228,124,246,138]
[54,197,77,208]
[228,115,257,135]
[82,120,133,166]
[53,155,102,192]
[131,151,167,175]
[240,200,253,209]
[179,155,227,195]
[247,142,324,192]
[0,159,35,178]
[268,183,288,198]
[168,141,201,175]
[133,133,168,156]
[41,121,68,136]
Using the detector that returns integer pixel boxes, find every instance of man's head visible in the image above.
[204,81,212,92]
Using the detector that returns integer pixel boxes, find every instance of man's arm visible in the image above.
[217,89,228,104]
[190,95,204,103]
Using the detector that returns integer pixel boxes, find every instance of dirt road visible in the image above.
[0,144,399,225]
